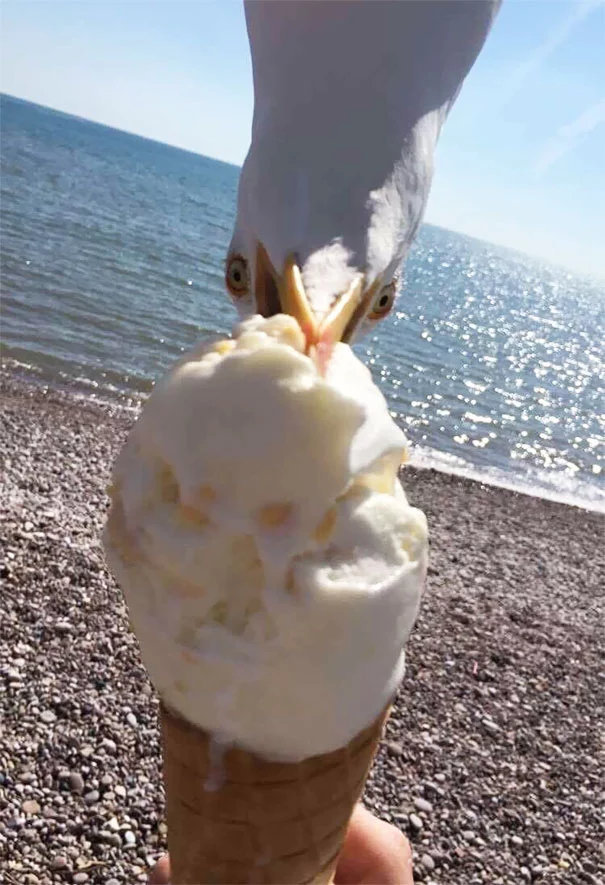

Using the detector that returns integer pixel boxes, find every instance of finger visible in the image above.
[148,854,171,884]
[335,804,414,885]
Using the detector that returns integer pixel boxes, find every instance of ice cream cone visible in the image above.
[103,319,427,881]
[160,701,391,885]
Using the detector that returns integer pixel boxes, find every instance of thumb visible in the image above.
[148,854,170,884]
[335,804,414,884]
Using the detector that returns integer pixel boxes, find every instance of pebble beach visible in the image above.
[1,369,603,885]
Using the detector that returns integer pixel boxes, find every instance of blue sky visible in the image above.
[2,0,604,277]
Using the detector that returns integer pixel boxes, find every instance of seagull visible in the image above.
[226,0,500,350]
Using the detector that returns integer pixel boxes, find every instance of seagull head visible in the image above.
[225,78,414,350]
[224,246,399,352]
[225,98,420,349]
[221,1,431,350]
[224,1,497,348]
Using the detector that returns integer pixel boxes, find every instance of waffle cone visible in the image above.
[160,702,390,884]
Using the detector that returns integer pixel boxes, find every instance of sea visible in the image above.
[2,94,604,512]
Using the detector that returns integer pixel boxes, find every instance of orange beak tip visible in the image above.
[303,320,318,345]
[315,337,335,376]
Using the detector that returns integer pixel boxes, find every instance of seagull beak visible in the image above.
[318,274,379,347]
[278,254,319,348]
[255,244,373,349]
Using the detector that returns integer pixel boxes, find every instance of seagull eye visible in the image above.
[368,281,396,320]
[225,255,249,297]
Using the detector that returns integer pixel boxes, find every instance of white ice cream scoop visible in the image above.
[104,315,427,761]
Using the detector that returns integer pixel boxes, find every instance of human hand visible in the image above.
[149,803,413,884]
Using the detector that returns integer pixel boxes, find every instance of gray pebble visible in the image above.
[409,813,423,832]
[50,856,68,871]
[421,853,436,871]
[83,790,99,806]
[22,799,41,815]
[39,710,56,724]
[123,829,136,845]
[414,797,434,813]
[424,781,444,798]
[69,773,85,794]
[126,712,138,727]
[73,874,89,884]
[511,834,524,847]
